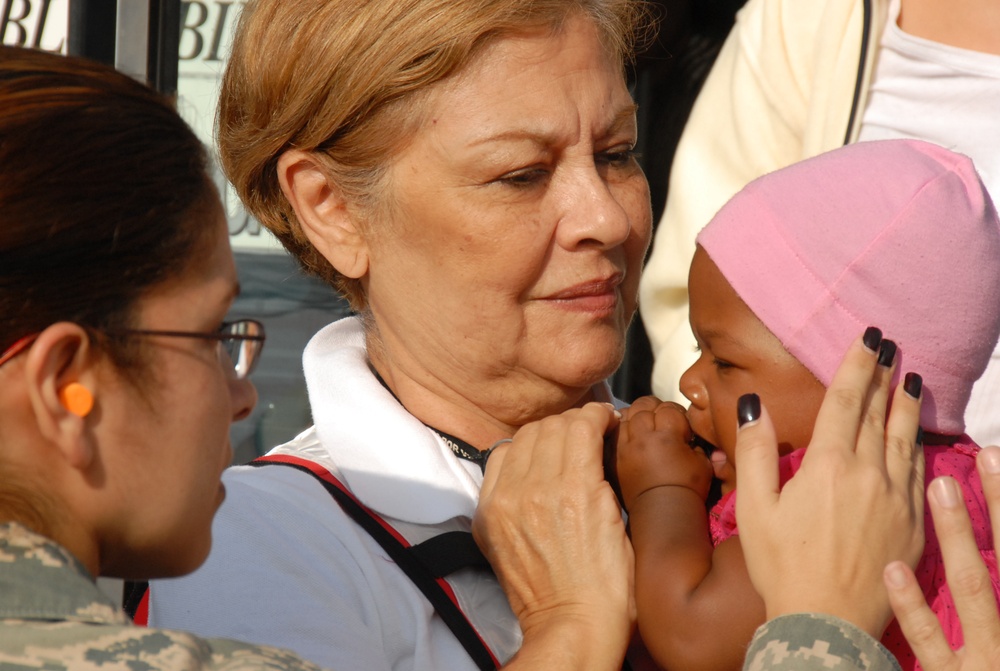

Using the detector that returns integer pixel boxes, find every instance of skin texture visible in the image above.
[615,248,852,671]
[283,13,652,450]
[94,202,257,578]
[474,402,636,671]
[736,334,925,637]
[0,199,257,580]
[680,247,826,493]
[898,0,1000,55]
[369,14,651,446]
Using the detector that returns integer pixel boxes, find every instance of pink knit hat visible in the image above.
[696,139,1000,434]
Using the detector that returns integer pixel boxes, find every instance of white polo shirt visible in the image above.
[150,316,614,670]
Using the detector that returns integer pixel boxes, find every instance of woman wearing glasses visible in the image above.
[0,46,322,670]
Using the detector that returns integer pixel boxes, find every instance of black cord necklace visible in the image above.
[370,366,499,471]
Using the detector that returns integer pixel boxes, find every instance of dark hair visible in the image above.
[0,46,214,368]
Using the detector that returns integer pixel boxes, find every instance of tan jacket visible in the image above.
[638,0,888,400]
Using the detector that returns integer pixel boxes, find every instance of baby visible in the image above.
[620,139,1000,671]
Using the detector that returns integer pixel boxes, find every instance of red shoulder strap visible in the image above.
[131,585,149,625]
[252,454,500,670]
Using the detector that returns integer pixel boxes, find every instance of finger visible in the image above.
[978,447,1000,557]
[484,418,542,489]
[854,339,897,467]
[479,437,514,500]
[733,394,780,521]
[885,560,955,669]
[928,476,1000,652]
[651,401,691,438]
[623,395,661,419]
[883,371,923,499]
[548,402,618,473]
[621,406,656,437]
[808,331,881,458]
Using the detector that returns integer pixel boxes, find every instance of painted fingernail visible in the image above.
[737,393,760,428]
[916,427,924,446]
[877,339,897,367]
[903,372,922,399]
[980,446,1000,474]
[863,326,883,353]
[931,476,961,509]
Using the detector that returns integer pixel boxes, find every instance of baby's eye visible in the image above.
[712,357,734,371]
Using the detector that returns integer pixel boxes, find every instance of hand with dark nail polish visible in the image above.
[737,393,761,428]
[904,373,922,400]
[863,327,883,352]
[878,339,897,367]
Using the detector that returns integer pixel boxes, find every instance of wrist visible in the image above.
[507,612,630,671]
[627,482,708,512]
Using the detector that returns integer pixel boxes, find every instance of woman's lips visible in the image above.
[543,276,622,315]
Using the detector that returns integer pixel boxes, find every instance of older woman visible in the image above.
[148,0,652,669]
[0,46,323,670]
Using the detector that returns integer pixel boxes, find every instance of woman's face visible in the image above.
[364,14,651,428]
[680,248,826,493]
[98,198,257,578]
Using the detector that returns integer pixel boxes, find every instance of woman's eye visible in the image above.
[597,146,638,167]
[496,167,549,188]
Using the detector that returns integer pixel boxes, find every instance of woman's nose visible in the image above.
[229,376,258,422]
[556,169,633,251]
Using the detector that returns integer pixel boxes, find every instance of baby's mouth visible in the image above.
[689,432,719,456]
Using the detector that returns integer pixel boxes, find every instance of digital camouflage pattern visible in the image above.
[0,523,326,671]
[743,613,903,671]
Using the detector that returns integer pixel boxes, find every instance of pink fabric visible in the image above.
[696,139,1000,434]
[711,438,1000,671]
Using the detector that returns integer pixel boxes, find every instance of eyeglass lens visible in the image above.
[222,320,264,379]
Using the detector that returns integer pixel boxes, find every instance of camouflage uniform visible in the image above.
[0,522,325,671]
[743,614,903,671]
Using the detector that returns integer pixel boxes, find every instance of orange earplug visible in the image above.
[59,383,94,418]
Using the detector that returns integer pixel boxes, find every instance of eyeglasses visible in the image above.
[0,319,266,380]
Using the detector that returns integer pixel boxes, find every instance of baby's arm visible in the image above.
[617,397,765,671]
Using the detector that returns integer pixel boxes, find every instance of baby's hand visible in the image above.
[615,396,714,512]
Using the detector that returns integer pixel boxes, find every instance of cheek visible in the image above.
[765,383,826,453]
[172,367,233,474]
[710,394,740,455]
[622,182,653,257]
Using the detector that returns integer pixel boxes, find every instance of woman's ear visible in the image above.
[23,323,97,469]
[277,149,370,279]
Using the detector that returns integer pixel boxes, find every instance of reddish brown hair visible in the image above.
[0,46,214,368]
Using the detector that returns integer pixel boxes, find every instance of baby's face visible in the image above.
[681,247,826,493]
